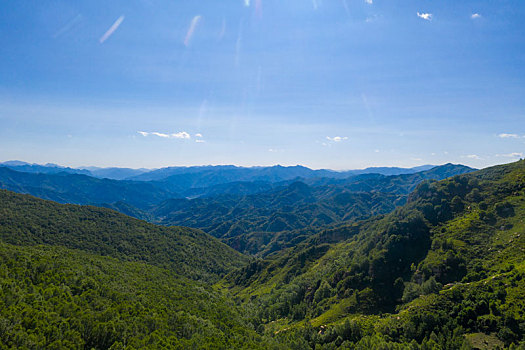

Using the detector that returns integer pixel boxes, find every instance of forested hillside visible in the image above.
[223,160,525,348]
[0,190,246,281]
[0,243,272,349]
[0,190,272,348]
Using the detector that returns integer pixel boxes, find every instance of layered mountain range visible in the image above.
[0,162,473,255]
[0,160,523,348]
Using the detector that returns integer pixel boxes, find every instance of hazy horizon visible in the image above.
[0,157,505,172]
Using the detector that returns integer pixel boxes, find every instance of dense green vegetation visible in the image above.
[0,243,271,349]
[2,160,524,348]
[0,190,247,281]
[222,160,525,348]
[152,183,400,256]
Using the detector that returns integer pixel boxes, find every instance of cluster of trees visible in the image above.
[0,243,273,349]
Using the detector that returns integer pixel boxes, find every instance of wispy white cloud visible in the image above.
[471,13,481,19]
[417,12,432,21]
[195,133,203,138]
[53,14,83,39]
[151,132,170,138]
[137,131,191,139]
[244,0,250,7]
[99,15,125,44]
[463,154,482,160]
[326,136,348,142]
[184,15,202,47]
[498,133,519,138]
[497,152,523,158]
[173,131,191,139]
[195,139,206,143]
[365,0,372,4]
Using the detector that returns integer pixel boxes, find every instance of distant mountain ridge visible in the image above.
[1,160,439,182]
[0,161,91,176]
[82,166,150,180]
[0,167,180,210]
[128,164,438,183]
[150,163,475,255]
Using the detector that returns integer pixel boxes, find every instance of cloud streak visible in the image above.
[498,133,519,138]
[138,131,191,139]
[497,152,523,158]
[417,12,432,21]
[99,15,125,43]
[471,13,481,19]
[184,15,202,47]
[326,136,348,142]
[53,14,83,39]
[463,154,482,160]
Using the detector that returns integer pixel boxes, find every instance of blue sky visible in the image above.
[1,0,524,169]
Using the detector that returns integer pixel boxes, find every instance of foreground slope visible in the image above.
[0,243,275,349]
[225,160,525,348]
[0,190,272,348]
[0,190,247,281]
